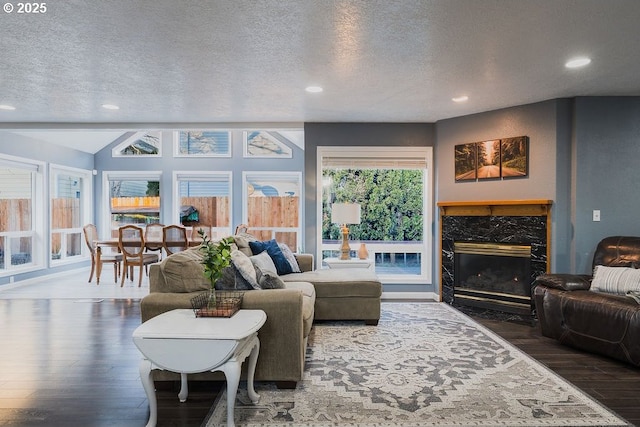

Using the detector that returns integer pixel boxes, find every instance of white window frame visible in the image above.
[49,164,93,266]
[172,171,233,239]
[101,171,163,238]
[242,171,303,250]
[316,146,433,284]
[173,130,232,158]
[111,131,162,157]
[0,154,46,276]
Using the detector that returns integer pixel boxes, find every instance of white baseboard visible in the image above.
[382,291,439,301]
[0,267,87,290]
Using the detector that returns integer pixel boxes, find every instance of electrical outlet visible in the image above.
[593,210,601,222]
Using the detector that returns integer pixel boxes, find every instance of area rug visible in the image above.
[204,302,629,427]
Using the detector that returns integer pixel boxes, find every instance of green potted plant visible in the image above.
[198,229,234,309]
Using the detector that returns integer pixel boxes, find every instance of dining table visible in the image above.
[94,238,203,284]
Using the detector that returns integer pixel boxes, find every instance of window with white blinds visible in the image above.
[317,146,433,284]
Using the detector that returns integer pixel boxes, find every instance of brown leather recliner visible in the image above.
[533,236,640,367]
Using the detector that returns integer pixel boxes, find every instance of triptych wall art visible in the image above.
[454,136,529,182]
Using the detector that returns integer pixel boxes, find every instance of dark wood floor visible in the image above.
[0,299,639,426]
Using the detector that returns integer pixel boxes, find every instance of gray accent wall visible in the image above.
[573,97,640,273]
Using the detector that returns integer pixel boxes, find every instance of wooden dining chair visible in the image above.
[235,224,249,234]
[119,225,159,287]
[162,225,189,256]
[83,224,122,284]
[144,223,165,260]
[190,225,212,244]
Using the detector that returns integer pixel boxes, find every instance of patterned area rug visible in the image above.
[204,303,629,427]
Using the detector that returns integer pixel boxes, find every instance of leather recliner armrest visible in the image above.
[533,273,592,291]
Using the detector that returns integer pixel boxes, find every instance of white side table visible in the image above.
[323,257,373,269]
[132,309,267,427]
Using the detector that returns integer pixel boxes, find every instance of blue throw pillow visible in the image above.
[249,239,293,275]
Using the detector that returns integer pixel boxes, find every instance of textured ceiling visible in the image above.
[1,1,640,153]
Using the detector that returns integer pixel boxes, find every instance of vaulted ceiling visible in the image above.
[1,1,639,153]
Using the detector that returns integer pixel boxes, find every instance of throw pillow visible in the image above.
[258,270,286,289]
[278,243,301,273]
[231,250,260,290]
[250,251,278,278]
[233,233,258,257]
[249,239,293,275]
[215,263,258,291]
[591,265,640,294]
[160,248,209,293]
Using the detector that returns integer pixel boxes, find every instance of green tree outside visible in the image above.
[322,169,423,242]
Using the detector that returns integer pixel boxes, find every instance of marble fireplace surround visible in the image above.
[438,200,552,315]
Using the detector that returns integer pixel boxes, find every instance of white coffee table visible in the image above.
[132,309,267,427]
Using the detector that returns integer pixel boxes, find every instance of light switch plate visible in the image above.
[593,210,601,222]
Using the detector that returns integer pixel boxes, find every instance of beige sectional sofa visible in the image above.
[140,234,382,388]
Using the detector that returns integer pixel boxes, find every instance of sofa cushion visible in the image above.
[279,243,301,273]
[591,265,640,294]
[281,269,382,298]
[160,248,210,293]
[249,239,293,275]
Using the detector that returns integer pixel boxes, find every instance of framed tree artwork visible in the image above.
[500,136,529,178]
[454,135,529,182]
[454,143,477,181]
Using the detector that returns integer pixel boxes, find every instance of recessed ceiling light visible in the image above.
[305,86,323,93]
[102,104,120,110]
[0,104,16,111]
[452,95,469,103]
[565,57,591,69]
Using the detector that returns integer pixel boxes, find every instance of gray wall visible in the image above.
[3,96,640,287]
[573,97,640,273]
[435,99,573,274]
[304,122,436,291]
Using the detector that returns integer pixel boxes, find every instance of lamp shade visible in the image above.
[331,203,361,225]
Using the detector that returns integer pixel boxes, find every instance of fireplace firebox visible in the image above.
[454,242,532,316]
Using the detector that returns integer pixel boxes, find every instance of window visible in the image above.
[243,172,302,250]
[103,171,162,237]
[318,146,432,284]
[0,155,45,274]
[174,131,231,157]
[173,172,232,239]
[243,130,301,158]
[112,132,162,157]
[50,165,92,264]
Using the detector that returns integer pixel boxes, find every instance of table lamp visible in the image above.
[331,203,361,260]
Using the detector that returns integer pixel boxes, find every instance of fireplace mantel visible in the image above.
[438,200,552,217]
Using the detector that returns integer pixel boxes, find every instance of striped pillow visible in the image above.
[591,265,640,294]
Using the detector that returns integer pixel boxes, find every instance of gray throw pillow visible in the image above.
[258,270,286,289]
[278,243,301,273]
[250,251,278,275]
